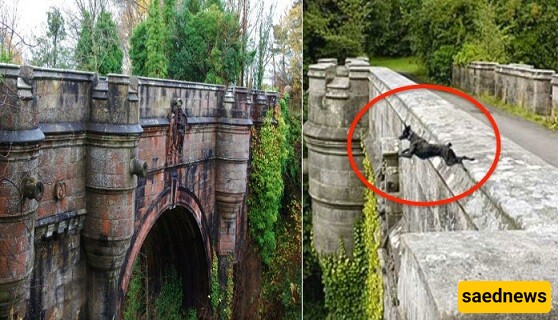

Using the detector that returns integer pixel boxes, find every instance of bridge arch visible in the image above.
[118,187,212,316]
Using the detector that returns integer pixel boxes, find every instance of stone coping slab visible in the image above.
[398,231,558,319]
[369,67,558,231]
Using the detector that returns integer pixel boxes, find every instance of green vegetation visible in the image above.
[372,56,428,82]
[305,0,558,85]
[479,94,558,131]
[247,103,288,265]
[123,261,190,320]
[123,261,144,320]
[155,270,185,320]
[210,253,221,314]
[492,0,558,72]
[262,200,302,319]
[144,0,169,78]
[75,10,123,75]
[248,92,302,317]
[223,256,234,320]
[130,1,244,84]
[30,7,72,69]
[318,154,382,320]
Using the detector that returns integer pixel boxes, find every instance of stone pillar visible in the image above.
[0,65,45,319]
[304,58,369,255]
[470,61,497,96]
[451,64,459,89]
[215,88,252,258]
[83,74,145,319]
[551,74,558,117]
[525,68,554,116]
[250,90,268,129]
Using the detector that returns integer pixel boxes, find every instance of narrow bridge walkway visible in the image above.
[433,91,558,168]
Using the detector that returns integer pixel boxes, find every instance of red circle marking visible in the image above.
[346,84,501,207]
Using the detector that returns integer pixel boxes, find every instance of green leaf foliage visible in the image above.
[155,269,185,320]
[492,0,558,71]
[75,10,123,75]
[408,0,508,83]
[247,101,289,265]
[303,0,371,72]
[170,4,242,84]
[75,12,95,71]
[318,153,382,319]
[145,0,169,78]
[130,1,243,84]
[94,11,123,75]
[123,261,144,320]
[129,21,149,76]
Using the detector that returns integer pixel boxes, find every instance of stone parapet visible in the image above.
[369,66,558,232]
[454,62,555,116]
[398,231,558,320]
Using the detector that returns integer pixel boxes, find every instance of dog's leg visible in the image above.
[400,145,415,158]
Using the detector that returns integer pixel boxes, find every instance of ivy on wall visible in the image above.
[318,153,383,319]
[247,99,288,265]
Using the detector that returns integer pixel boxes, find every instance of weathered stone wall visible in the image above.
[453,62,555,116]
[0,63,277,320]
[305,59,558,319]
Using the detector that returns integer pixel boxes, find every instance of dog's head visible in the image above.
[399,125,411,140]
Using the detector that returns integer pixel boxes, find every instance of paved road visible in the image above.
[434,91,558,168]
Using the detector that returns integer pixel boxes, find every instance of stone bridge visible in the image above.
[305,58,558,319]
[0,64,277,319]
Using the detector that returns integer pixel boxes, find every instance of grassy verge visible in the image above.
[371,56,428,83]
[478,94,558,131]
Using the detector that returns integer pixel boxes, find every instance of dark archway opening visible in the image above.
[123,206,209,319]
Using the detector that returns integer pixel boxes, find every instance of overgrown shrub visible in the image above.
[493,0,558,71]
[319,153,382,319]
[247,101,288,265]
[155,270,184,320]
[427,45,458,84]
[123,261,144,320]
[409,0,507,83]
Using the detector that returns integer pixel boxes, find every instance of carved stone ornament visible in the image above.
[168,98,187,154]
[55,180,67,200]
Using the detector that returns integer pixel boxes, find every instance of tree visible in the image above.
[129,20,148,76]
[273,2,302,108]
[0,0,26,63]
[47,8,66,67]
[75,12,95,70]
[303,0,372,87]
[94,11,123,74]
[252,4,275,90]
[408,0,507,83]
[75,10,123,74]
[30,7,74,68]
[145,0,169,78]
[492,0,558,71]
[169,3,243,84]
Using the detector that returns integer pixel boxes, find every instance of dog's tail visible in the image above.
[461,156,475,161]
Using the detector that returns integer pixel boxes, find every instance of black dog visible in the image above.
[398,125,474,168]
